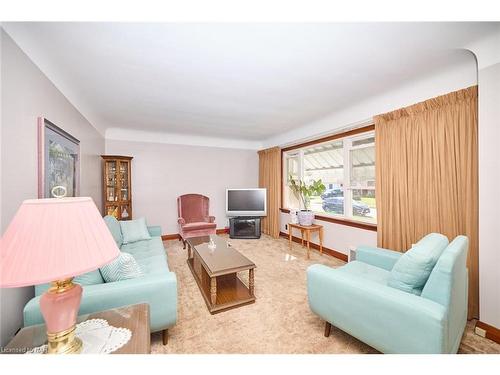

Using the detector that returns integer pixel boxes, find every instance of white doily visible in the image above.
[27,318,132,354]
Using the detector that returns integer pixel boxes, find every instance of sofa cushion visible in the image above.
[388,233,449,295]
[104,215,123,247]
[100,252,143,282]
[135,255,169,274]
[121,237,169,272]
[121,237,166,256]
[74,269,104,286]
[183,221,217,231]
[120,217,152,244]
[336,260,391,285]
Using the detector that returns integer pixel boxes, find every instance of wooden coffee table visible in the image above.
[4,304,151,354]
[186,235,256,314]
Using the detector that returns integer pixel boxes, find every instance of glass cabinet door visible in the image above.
[105,161,118,202]
[106,204,119,219]
[120,203,131,219]
[119,160,130,201]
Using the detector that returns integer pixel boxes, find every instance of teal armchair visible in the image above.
[24,216,177,345]
[307,233,468,353]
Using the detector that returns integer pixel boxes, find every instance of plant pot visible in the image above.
[297,210,314,226]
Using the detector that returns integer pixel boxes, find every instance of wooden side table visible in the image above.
[4,303,151,354]
[288,223,324,259]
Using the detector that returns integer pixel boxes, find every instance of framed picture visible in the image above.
[38,117,80,198]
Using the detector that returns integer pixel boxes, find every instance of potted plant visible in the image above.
[288,177,326,226]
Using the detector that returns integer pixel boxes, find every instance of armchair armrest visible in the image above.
[147,225,162,237]
[307,264,447,353]
[177,217,186,225]
[355,245,402,271]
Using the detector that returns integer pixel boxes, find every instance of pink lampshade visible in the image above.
[0,197,120,287]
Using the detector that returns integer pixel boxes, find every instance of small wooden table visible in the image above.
[186,235,256,314]
[4,304,151,354]
[288,223,324,259]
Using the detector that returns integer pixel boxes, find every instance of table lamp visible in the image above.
[0,197,120,354]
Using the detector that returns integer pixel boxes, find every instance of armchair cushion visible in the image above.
[182,221,217,231]
[336,260,391,285]
[388,233,449,295]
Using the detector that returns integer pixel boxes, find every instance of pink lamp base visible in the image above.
[39,280,82,353]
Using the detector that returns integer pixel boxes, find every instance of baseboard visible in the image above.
[161,228,227,241]
[161,233,181,240]
[475,320,500,344]
[279,231,348,262]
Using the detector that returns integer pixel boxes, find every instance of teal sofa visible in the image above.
[307,233,468,353]
[23,215,177,344]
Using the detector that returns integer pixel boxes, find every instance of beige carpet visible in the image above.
[151,234,500,354]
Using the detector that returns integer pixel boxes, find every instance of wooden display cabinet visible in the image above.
[101,155,133,220]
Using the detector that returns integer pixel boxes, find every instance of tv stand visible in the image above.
[229,217,261,239]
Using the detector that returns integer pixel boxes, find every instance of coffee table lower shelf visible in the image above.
[187,258,255,314]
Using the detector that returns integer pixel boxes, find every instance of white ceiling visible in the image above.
[3,23,497,142]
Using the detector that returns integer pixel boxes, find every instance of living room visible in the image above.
[1,1,500,372]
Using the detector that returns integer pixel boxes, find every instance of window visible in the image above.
[283,129,376,224]
[284,152,300,209]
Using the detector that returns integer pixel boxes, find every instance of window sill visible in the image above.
[279,208,377,231]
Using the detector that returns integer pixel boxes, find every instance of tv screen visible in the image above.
[226,188,267,217]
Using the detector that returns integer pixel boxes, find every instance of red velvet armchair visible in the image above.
[177,194,216,248]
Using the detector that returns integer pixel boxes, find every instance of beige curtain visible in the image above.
[375,86,478,319]
[258,147,281,238]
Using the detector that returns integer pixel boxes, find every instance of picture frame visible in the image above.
[37,117,80,198]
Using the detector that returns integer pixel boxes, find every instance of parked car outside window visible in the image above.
[322,197,370,216]
[320,188,343,199]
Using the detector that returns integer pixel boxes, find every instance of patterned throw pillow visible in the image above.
[74,269,105,286]
[100,252,143,282]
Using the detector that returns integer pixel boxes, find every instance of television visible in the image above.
[226,188,267,217]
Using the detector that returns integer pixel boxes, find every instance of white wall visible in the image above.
[470,26,500,330]
[264,56,477,148]
[280,212,377,256]
[0,29,105,346]
[105,139,258,234]
[478,61,500,329]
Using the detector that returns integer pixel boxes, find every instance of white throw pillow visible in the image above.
[119,217,151,244]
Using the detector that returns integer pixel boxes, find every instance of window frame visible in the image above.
[280,124,377,231]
